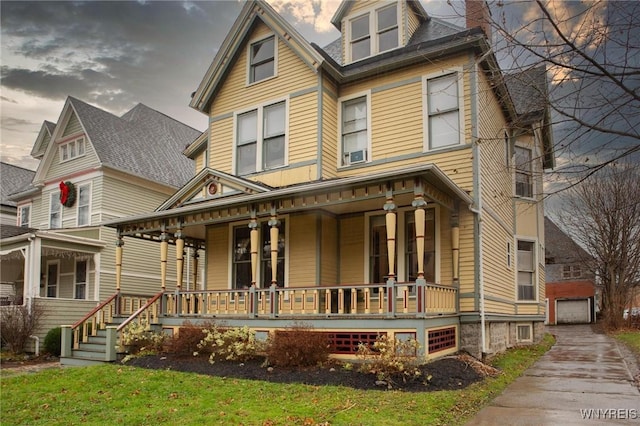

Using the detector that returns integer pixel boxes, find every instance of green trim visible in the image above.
[290,86,318,99]
[210,112,233,123]
[484,294,516,306]
[339,144,470,172]
[459,312,545,323]
[322,84,338,101]
[470,58,481,312]
[316,213,322,285]
[371,76,422,94]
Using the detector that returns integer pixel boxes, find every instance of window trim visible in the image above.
[246,34,278,85]
[76,182,92,227]
[49,192,62,229]
[516,238,538,302]
[346,3,401,63]
[75,259,88,300]
[59,136,86,163]
[338,91,372,168]
[422,69,465,151]
[45,260,60,298]
[516,323,533,343]
[233,98,289,175]
[514,145,534,198]
[18,204,31,228]
[227,216,289,290]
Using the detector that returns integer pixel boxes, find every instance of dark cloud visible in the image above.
[1,116,37,131]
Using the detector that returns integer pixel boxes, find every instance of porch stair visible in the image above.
[60,316,127,367]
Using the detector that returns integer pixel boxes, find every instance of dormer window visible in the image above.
[249,35,276,84]
[348,3,399,63]
[59,137,85,162]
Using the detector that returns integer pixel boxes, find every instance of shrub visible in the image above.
[120,321,165,355]
[197,325,261,363]
[265,323,330,367]
[44,327,62,357]
[357,335,423,385]
[166,321,216,357]
[0,302,45,354]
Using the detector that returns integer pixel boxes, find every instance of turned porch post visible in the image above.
[451,207,460,284]
[412,191,427,280]
[268,207,280,287]
[160,225,169,291]
[115,231,124,292]
[249,210,259,287]
[175,225,184,291]
[192,249,199,290]
[383,190,397,280]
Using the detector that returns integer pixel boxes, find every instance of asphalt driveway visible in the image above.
[467,324,640,425]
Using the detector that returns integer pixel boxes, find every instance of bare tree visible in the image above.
[451,0,640,193]
[556,164,640,329]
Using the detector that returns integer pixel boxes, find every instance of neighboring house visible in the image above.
[68,0,553,363]
[0,96,201,346]
[544,217,597,324]
[0,162,36,226]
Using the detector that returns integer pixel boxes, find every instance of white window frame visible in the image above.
[233,98,289,175]
[516,323,533,343]
[45,260,60,298]
[18,204,31,227]
[514,145,534,198]
[346,2,401,63]
[364,206,441,286]
[338,91,372,168]
[227,216,290,290]
[49,192,62,229]
[59,136,86,163]
[247,34,278,85]
[76,182,92,226]
[422,69,465,151]
[506,240,512,269]
[516,238,537,302]
[75,259,88,300]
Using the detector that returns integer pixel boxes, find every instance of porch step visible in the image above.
[60,356,114,367]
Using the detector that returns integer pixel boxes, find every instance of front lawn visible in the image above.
[1,334,554,426]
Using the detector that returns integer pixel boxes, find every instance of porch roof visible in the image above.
[105,164,472,244]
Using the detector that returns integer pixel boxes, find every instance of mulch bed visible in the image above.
[122,353,495,392]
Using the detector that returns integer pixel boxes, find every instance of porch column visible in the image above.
[160,226,169,291]
[383,190,396,279]
[268,207,280,287]
[412,193,427,279]
[451,208,460,284]
[115,231,124,292]
[175,225,184,291]
[249,210,259,287]
[192,249,199,290]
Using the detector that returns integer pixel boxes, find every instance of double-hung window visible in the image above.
[232,220,286,289]
[77,183,91,226]
[75,260,87,299]
[350,14,371,61]
[49,192,61,229]
[376,4,398,53]
[249,35,275,83]
[18,205,31,227]
[515,146,533,197]
[349,4,398,62]
[341,96,369,166]
[236,101,286,175]
[426,73,461,149]
[59,137,85,162]
[517,240,536,301]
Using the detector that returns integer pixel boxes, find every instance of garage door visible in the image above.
[557,299,590,324]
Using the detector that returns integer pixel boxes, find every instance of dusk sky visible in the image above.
[0,0,462,171]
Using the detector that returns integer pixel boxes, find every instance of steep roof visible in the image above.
[504,66,548,121]
[545,216,592,264]
[0,162,35,207]
[67,97,200,188]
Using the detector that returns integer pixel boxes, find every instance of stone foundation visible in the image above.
[461,319,546,360]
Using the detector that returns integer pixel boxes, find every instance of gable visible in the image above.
[30,121,56,159]
[157,168,271,211]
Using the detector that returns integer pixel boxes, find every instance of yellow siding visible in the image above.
[321,214,338,285]
[407,4,421,41]
[339,215,365,283]
[438,210,452,284]
[515,202,538,237]
[195,152,205,171]
[288,214,317,286]
[210,118,234,173]
[321,80,338,179]
[482,212,515,310]
[289,92,319,164]
[206,224,228,290]
[458,210,476,312]
[247,166,318,188]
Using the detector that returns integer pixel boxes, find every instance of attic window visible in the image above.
[59,137,85,162]
[348,3,399,63]
[249,35,275,84]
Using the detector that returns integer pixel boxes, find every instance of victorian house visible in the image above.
[62,0,553,364]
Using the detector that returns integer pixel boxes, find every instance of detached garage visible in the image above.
[556,298,592,324]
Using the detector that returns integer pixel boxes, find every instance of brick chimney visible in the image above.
[466,0,492,40]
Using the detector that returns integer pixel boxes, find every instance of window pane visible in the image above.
[370,216,390,283]
[264,136,284,169]
[20,206,30,227]
[237,143,256,175]
[69,141,76,158]
[343,131,368,153]
[238,111,257,145]
[351,14,369,40]
[515,147,532,171]
[377,5,397,31]
[429,111,459,148]
[378,28,398,52]
[405,211,436,282]
[252,37,274,64]
[264,102,285,138]
[77,138,85,156]
[428,74,458,113]
[50,193,61,229]
[233,226,251,289]
[351,38,370,61]
[343,98,367,132]
[61,145,68,161]
[252,61,274,83]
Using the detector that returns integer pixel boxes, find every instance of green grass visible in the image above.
[612,330,640,356]
[1,335,554,426]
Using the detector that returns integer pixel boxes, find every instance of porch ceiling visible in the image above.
[107,164,472,246]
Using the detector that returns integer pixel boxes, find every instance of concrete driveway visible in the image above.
[467,325,640,425]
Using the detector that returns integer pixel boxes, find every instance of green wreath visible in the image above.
[59,181,76,208]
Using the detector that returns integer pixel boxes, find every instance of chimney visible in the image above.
[466,0,492,41]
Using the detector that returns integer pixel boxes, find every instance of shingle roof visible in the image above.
[0,224,35,239]
[69,97,201,188]
[545,216,591,264]
[0,162,35,207]
[504,66,548,120]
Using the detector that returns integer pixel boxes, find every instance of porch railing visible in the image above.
[163,281,457,319]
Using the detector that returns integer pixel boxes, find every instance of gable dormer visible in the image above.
[331,0,428,65]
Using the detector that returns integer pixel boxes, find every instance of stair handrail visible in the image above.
[116,291,164,333]
[72,292,119,329]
